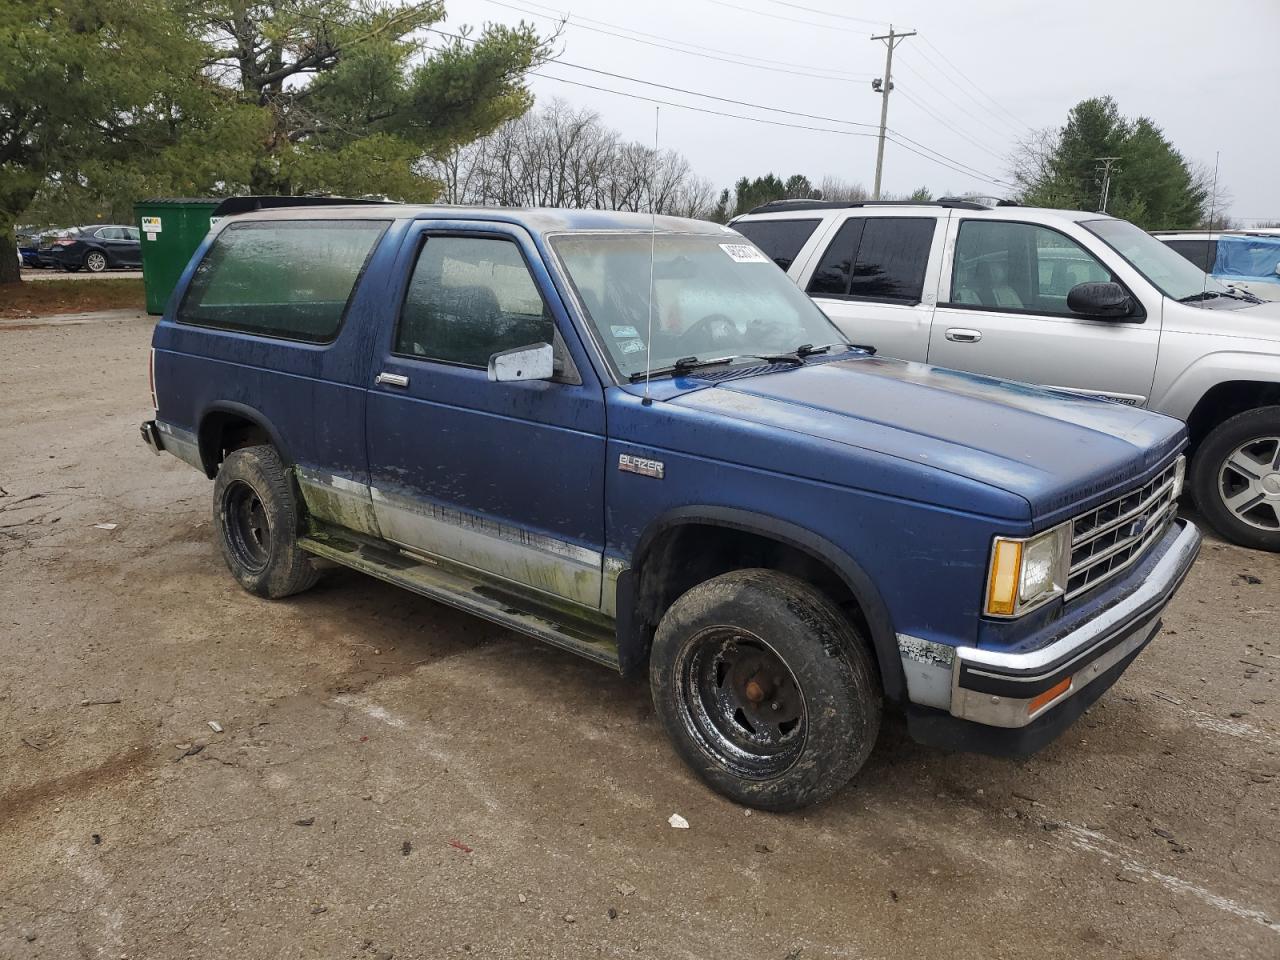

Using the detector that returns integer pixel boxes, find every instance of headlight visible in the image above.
[985,523,1071,617]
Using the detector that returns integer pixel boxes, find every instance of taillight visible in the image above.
[149,348,158,412]
[53,238,75,246]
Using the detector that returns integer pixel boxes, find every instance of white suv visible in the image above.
[731,199,1280,551]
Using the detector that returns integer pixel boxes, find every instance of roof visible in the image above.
[734,203,1112,226]
[220,203,731,236]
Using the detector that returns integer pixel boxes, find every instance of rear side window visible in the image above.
[178,220,387,342]
[395,235,554,368]
[732,218,820,270]
[806,217,934,303]
[1163,239,1216,272]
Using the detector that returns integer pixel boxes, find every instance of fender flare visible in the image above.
[616,505,905,703]
[1157,350,1280,422]
[196,401,292,478]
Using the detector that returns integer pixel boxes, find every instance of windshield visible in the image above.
[1082,218,1229,301]
[551,232,845,379]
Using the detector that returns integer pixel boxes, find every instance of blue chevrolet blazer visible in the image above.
[142,200,1202,810]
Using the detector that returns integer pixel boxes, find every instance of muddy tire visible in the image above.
[649,569,881,811]
[212,446,319,598]
[1190,406,1280,552]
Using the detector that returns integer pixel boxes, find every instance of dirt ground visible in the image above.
[0,278,144,319]
[1,310,1277,960]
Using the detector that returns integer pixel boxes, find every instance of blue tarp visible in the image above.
[1214,235,1280,283]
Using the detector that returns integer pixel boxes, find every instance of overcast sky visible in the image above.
[441,0,1279,223]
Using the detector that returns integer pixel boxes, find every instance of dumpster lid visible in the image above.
[211,196,399,217]
[137,197,222,205]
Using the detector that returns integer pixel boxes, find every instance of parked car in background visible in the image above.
[142,201,1200,811]
[46,224,142,272]
[732,199,1280,551]
[16,228,50,268]
[1155,231,1280,301]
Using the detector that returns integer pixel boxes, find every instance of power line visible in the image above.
[760,1,888,27]
[475,0,875,81]
[918,34,1032,134]
[895,88,1008,162]
[700,0,869,34]
[906,47,1027,139]
[531,69,1011,188]
[894,56,1021,142]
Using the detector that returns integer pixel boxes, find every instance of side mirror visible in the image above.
[488,342,554,383]
[1067,281,1134,320]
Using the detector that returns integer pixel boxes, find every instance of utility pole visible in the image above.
[870,25,915,200]
[1095,156,1121,213]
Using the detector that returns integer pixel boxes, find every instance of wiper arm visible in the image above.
[1177,291,1222,303]
[627,352,802,383]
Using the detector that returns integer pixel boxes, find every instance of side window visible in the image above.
[178,219,387,342]
[96,227,121,240]
[806,219,864,296]
[732,218,820,270]
[124,227,141,242]
[396,235,554,368]
[1164,239,1214,272]
[806,217,934,303]
[950,220,1114,315]
[848,218,934,302]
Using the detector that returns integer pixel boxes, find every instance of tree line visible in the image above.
[1,0,1231,287]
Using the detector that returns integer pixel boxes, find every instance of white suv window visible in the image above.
[949,220,1112,315]
[806,217,934,304]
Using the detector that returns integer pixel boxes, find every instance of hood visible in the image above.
[1167,296,1280,342]
[672,356,1185,521]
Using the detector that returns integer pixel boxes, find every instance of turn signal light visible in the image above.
[986,539,1022,616]
[1028,676,1072,715]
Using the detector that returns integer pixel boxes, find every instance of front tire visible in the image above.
[1191,405,1280,552]
[649,569,881,811]
[212,446,319,598]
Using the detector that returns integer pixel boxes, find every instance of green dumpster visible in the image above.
[134,198,221,315]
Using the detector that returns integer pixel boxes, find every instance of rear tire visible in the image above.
[84,250,107,273]
[212,446,319,598]
[1191,406,1280,552]
[649,569,881,811]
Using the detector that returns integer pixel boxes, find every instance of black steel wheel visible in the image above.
[676,628,807,780]
[650,569,881,811]
[212,445,319,598]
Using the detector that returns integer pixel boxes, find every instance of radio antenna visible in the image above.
[642,105,659,406]
[1202,150,1219,301]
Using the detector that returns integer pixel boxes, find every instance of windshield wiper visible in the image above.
[628,352,802,383]
[1178,291,1223,303]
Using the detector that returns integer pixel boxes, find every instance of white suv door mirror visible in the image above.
[488,342,554,382]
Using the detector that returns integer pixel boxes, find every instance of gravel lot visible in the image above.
[1,310,1277,959]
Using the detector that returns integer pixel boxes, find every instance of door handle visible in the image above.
[945,328,983,343]
[375,372,409,387]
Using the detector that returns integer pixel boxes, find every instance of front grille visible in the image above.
[1066,458,1181,600]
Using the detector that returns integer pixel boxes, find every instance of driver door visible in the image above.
[927,218,1160,405]
[365,222,607,608]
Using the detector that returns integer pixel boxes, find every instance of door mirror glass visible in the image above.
[1066,281,1133,319]
[488,342,554,382]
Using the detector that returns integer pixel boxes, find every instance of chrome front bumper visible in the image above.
[899,518,1202,730]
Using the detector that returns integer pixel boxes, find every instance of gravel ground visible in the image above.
[1,311,1277,960]
[19,268,144,281]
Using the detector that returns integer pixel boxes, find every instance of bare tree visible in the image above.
[428,99,715,217]
[816,176,869,203]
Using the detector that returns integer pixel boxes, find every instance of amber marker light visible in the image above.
[986,538,1023,616]
[1028,676,1072,715]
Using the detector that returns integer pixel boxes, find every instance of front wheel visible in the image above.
[649,569,881,811]
[1191,405,1280,552]
[212,445,319,598]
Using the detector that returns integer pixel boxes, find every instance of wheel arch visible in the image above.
[616,505,904,702]
[1184,379,1280,455]
[196,402,291,479]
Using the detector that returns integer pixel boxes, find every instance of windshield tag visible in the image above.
[718,243,769,264]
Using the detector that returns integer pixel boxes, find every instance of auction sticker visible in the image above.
[719,243,769,263]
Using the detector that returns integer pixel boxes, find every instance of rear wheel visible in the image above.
[212,445,319,598]
[649,569,881,811]
[1191,405,1280,552]
[84,250,107,273]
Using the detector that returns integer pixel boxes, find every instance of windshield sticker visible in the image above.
[619,338,647,355]
[611,325,640,338]
[719,243,769,264]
